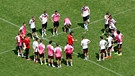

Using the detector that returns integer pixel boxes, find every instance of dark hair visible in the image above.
[100,36,103,39]
[40,39,43,43]
[56,43,59,46]
[49,40,53,44]
[55,10,58,12]
[36,38,38,41]
[117,30,120,34]
[70,31,73,35]
[82,36,84,39]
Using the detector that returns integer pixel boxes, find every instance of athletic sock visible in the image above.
[42,30,44,37]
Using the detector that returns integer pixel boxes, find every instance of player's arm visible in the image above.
[39,16,42,23]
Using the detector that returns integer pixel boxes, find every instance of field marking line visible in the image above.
[72,52,122,76]
[45,7,135,39]
[0,48,15,55]
[0,7,134,75]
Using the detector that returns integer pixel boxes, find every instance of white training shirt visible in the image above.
[29,19,35,29]
[109,23,116,30]
[33,41,38,52]
[81,39,90,49]
[39,13,48,24]
[107,36,113,47]
[81,6,90,17]
[104,15,109,24]
[99,39,107,50]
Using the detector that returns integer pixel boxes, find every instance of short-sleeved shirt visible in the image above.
[39,13,48,24]
[47,45,54,56]
[19,26,26,36]
[23,37,30,49]
[81,6,90,17]
[81,39,90,49]
[54,47,62,57]
[64,18,71,25]
[99,39,107,50]
[64,44,73,54]
[107,36,113,47]
[38,43,45,54]
[33,41,38,52]
[29,19,35,29]
[51,13,60,22]
[67,34,74,45]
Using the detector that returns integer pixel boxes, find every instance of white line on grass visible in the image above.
[45,7,135,39]
[0,7,134,75]
[72,52,122,76]
[0,48,15,55]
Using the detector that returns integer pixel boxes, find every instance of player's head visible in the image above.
[70,31,73,35]
[36,38,38,41]
[40,39,43,43]
[55,10,58,14]
[106,12,110,15]
[56,43,59,46]
[23,22,26,26]
[82,36,84,39]
[44,11,46,14]
[49,40,53,44]
[100,36,103,40]
[32,16,34,19]
[117,30,120,34]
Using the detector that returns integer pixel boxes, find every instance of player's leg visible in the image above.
[51,57,55,67]
[44,23,47,36]
[59,58,61,68]
[43,54,47,64]
[41,24,44,37]
[25,49,30,60]
[118,44,122,56]
[39,54,43,65]
[66,53,69,66]
[98,53,101,61]
[56,22,59,35]
[70,55,73,66]
[64,25,66,33]
[48,56,51,66]
[53,23,56,36]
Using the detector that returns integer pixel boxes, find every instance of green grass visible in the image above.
[0,0,135,76]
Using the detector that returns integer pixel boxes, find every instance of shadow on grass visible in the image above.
[38,29,42,35]
[61,58,66,65]
[12,47,18,55]
[95,53,99,59]
[77,23,84,28]
[77,53,84,59]
[47,28,53,34]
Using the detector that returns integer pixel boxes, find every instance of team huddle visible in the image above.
[15,5,123,68]
[98,12,123,61]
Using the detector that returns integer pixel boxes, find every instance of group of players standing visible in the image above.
[98,12,123,61]
[15,4,123,68]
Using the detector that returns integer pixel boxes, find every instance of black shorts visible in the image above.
[100,49,106,53]
[48,55,54,59]
[83,48,88,53]
[31,28,36,33]
[35,52,39,55]
[104,24,109,28]
[56,57,61,60]
[66,53,72,59]
[117,44,122,49]
[53,21,59,27]
[83,15,89,22]
[42,23,47,29]
[107,46,112,50]
[39,53,45,58]
[17,46,22,51]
